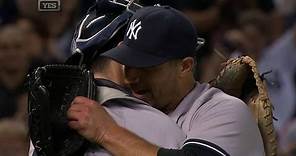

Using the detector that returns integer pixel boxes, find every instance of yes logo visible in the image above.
[38,0,60,11]
[126,19,142,40]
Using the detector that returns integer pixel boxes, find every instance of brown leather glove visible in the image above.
[211,56,277,156]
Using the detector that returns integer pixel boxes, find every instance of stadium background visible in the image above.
[0,0,295,155]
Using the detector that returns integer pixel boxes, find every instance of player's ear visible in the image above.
[179,57,194,75]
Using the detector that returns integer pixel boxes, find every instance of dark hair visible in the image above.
[91,57,111,72]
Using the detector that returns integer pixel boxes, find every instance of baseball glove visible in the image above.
[211,56,277,156]
[28,64,96,156]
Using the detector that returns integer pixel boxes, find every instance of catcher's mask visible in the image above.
[66,0,142,66]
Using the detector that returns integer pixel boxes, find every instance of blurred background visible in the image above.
[0,0,295,155]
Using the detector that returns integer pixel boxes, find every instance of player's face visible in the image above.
[124,60,182,113]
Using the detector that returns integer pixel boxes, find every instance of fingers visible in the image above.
[71,96,98,106]
[67,96,97,119]
[68,120,83,130]
[67,96,97,130]
[66,96,118,143]
[68,102,86,112]
[67,108,89,130]
[67,109,80,121]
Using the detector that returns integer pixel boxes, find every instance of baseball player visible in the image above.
[30,0,186,155]
[70,5,266,156]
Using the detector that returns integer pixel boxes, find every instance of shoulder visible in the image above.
[185,86,265,155]
[181,83,252,129]
[190,86,256,130]
[209,87,249,115]
[190,86,249,118]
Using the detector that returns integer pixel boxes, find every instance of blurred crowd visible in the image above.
[0,0,295,155]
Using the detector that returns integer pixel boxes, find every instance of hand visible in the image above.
[67,96,118,144]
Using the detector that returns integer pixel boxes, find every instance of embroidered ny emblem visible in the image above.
[126,19,142,40]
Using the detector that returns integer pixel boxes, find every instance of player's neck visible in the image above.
[164,77,196,114]
[94,61,125,86]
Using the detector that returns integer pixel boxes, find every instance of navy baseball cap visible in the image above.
[101,6,198,68]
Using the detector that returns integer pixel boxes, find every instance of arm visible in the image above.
[67,97,225,156]
[67,96,158,156]
[101,125,227,156]
[101,123,159,156]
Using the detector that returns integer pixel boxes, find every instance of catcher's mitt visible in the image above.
[211,56,277,156]
[28,64,96,156]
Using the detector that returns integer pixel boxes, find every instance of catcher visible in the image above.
[29,0,186,156]
[67,5,267,156]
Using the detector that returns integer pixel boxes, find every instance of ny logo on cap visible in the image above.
[126,19,142,40]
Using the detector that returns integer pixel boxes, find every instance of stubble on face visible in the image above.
[126,60,182,113]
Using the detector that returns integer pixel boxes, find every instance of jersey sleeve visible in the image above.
[158,139,230,156]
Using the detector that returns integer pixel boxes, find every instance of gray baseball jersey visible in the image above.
[169,82,265,156]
